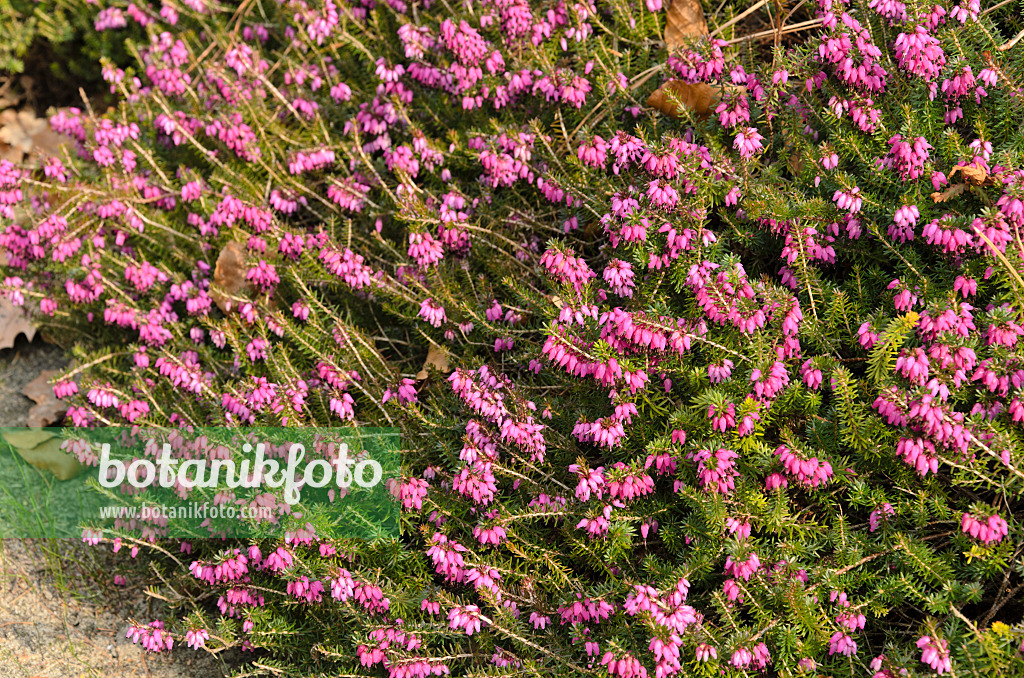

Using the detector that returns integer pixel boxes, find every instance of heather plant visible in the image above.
[2,0,1024,675]
[1,0,143,95]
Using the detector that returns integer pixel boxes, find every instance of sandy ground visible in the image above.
[0,540,232,678]
[0,337,229,678]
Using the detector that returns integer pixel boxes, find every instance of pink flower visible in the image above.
[733,127,764,159]
[708,359,734,383]
[731,647,753,668]
[961,510,1009,544]
[601,651,647,678]
[829,632,858,656]
[577,135,608,168]
[646,179,680,210]
[724,551,760,581]
[726,518,751,540]
[833,187,862,213]
[885,136,931,180]
[603,259,635,297]
[408,231,444,267]
[419,298,447,327]
[690,448,739,495]
[894,27,946,81]
[916,635,952,674]
[540,246,595,292]
[869,503,895,532]
[398,477,429,511]
[896,437,939,476]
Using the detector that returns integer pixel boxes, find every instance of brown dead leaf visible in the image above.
[211,241,251,313]
[647,80,718,118]
[6,435,84,481]
[665,0,708,52]
[785,141,804,176]
[1,428,55,450]
[949,164,988,186]
[0,107,73,165]
[0,297,36,350]
[415,344,450,381]
[0,76,20,110]
[0,109,47,164]
[23,369,68,427]
[931,183,966,203]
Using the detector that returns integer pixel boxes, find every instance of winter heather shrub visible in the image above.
[3,0,1024,674]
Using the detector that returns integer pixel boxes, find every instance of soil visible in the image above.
[0,539,234,678]
[0,337,230,678]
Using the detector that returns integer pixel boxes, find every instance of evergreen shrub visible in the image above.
[2,0,1024,674]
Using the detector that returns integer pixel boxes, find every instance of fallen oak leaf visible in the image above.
[665,0,708,52]
[0,297,36,350]
[22,369,60,405]
[948,164,988,186]
[0,109,45,163]
[23,369,68,427]
[1,428,55,450]
[211,241,252,313]
[647,80,718,118]
[0,108,69,166]
[415,343,450,381]
[931,183,966,203]
[7,436,84,481]
[785,140,804,176]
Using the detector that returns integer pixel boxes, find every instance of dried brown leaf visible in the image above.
[785,141,804,176]
[0,108,73,165]
[0,79,20,109]
[647,80,718,118]
[212,241,252,313]
[1,428,55,449]
[415,344,450,380]
[949,164,988,186]
[8,436,84,481]
[665,0,708,52]
[23,369,68,427]
[0,297,36,350]
[931,183,966,203]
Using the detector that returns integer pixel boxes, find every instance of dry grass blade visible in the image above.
[665,0,708,51]
[647,80,718,118]
[708,0,767,37]
[997,27,1024,52]
[725,17,823,44]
